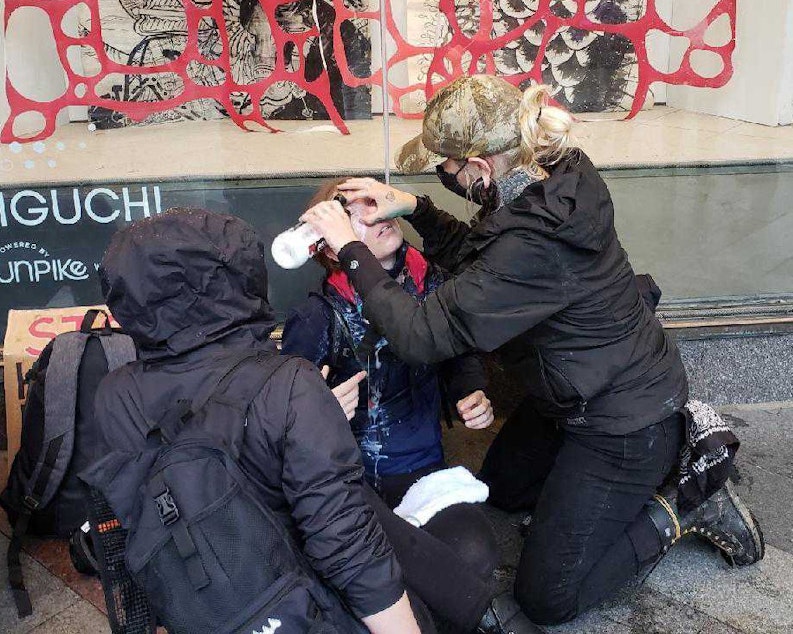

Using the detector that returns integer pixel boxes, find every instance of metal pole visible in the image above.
[379,0,390,184]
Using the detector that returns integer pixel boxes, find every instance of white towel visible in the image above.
[393,466,489,527]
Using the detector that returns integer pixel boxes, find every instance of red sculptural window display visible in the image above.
[1,0,736,143]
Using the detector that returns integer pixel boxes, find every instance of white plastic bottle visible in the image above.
[271,222,326,269]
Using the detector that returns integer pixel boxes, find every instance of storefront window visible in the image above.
[1,0,395,334]
[1,0,791,337]
[384,0,793,308]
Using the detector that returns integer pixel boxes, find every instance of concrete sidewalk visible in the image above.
[0,539,110,633]
[2,402,792,634]
[444,402,793,634]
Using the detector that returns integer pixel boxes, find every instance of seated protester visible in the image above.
[282,179,525,628]
[93,209,422,634]
[94,208,539,634]
[283,178,496,508]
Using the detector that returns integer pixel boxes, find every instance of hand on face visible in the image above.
[304,195,405,267]
[336,178,417,225]
[456,390,494,430]
[299,200,359,253]
[347,199,404,267]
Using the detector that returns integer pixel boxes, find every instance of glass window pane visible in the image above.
[385,0,793,306]
[0,0,395,339]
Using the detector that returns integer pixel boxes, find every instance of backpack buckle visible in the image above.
[154,489,179,526]
[23,496,40,511]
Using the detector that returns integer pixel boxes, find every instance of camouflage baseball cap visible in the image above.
[396,74,523,173]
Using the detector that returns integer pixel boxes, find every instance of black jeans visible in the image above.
[479,399,683,625]
[363,480,500,632]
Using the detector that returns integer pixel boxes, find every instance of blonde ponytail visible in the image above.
[518,84,574,167]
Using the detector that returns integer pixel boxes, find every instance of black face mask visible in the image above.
[435,164,495,206]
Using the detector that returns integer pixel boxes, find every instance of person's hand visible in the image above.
[336,178,417,225]
[456,390,494,429]
[300,200,360,253]
[322,365,366,421]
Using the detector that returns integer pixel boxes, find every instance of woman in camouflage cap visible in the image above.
[300,75,764,627]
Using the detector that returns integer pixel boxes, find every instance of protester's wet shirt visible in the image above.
[321,244,445,486]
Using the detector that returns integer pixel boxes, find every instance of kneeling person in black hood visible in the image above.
[92,208,421,633]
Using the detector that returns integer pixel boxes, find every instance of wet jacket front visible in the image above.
[95,209,404,618]
[282,245,485,485]
[338,151,689,434]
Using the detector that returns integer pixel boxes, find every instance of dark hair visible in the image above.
[307,177,350,274]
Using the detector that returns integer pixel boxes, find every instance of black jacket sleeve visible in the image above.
[429,261,487,404]
[337,230,570,366]
[635,273,662,313]
[439,353,487,406]
[279,363,405,617]
[406,196,471,272]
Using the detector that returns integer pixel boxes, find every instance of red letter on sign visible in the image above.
[61,315,84,331]
[26,317,56,356]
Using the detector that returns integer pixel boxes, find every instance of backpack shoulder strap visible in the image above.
[36,331,90,507]
[8,331,90,618]
[152,352,292,458]
[80,309,136,372]
[324,293,379,369]
[307,292,350,371]
[197,352,293,458]
[98,333,136,373]
[328,305,354,368]
[211,351,292,404]
[355,327,381,366]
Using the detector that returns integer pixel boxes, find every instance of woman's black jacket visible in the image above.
[337,151,688,434]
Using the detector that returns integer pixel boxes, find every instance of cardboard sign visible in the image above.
[3,305,117,478]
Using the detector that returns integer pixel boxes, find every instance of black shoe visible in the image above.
[477,592,545,634]
[647,481,765,566]
[680,480,765,565]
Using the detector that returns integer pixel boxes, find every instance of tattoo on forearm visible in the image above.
[385,191,396,202]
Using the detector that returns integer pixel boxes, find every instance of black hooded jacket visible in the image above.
[95,209,404,618]
[337,151,688,434]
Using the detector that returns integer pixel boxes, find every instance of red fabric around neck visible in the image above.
[327,245,428,304]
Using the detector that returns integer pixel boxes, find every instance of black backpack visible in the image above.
[80,351,367,634]
[0,309,137,618]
